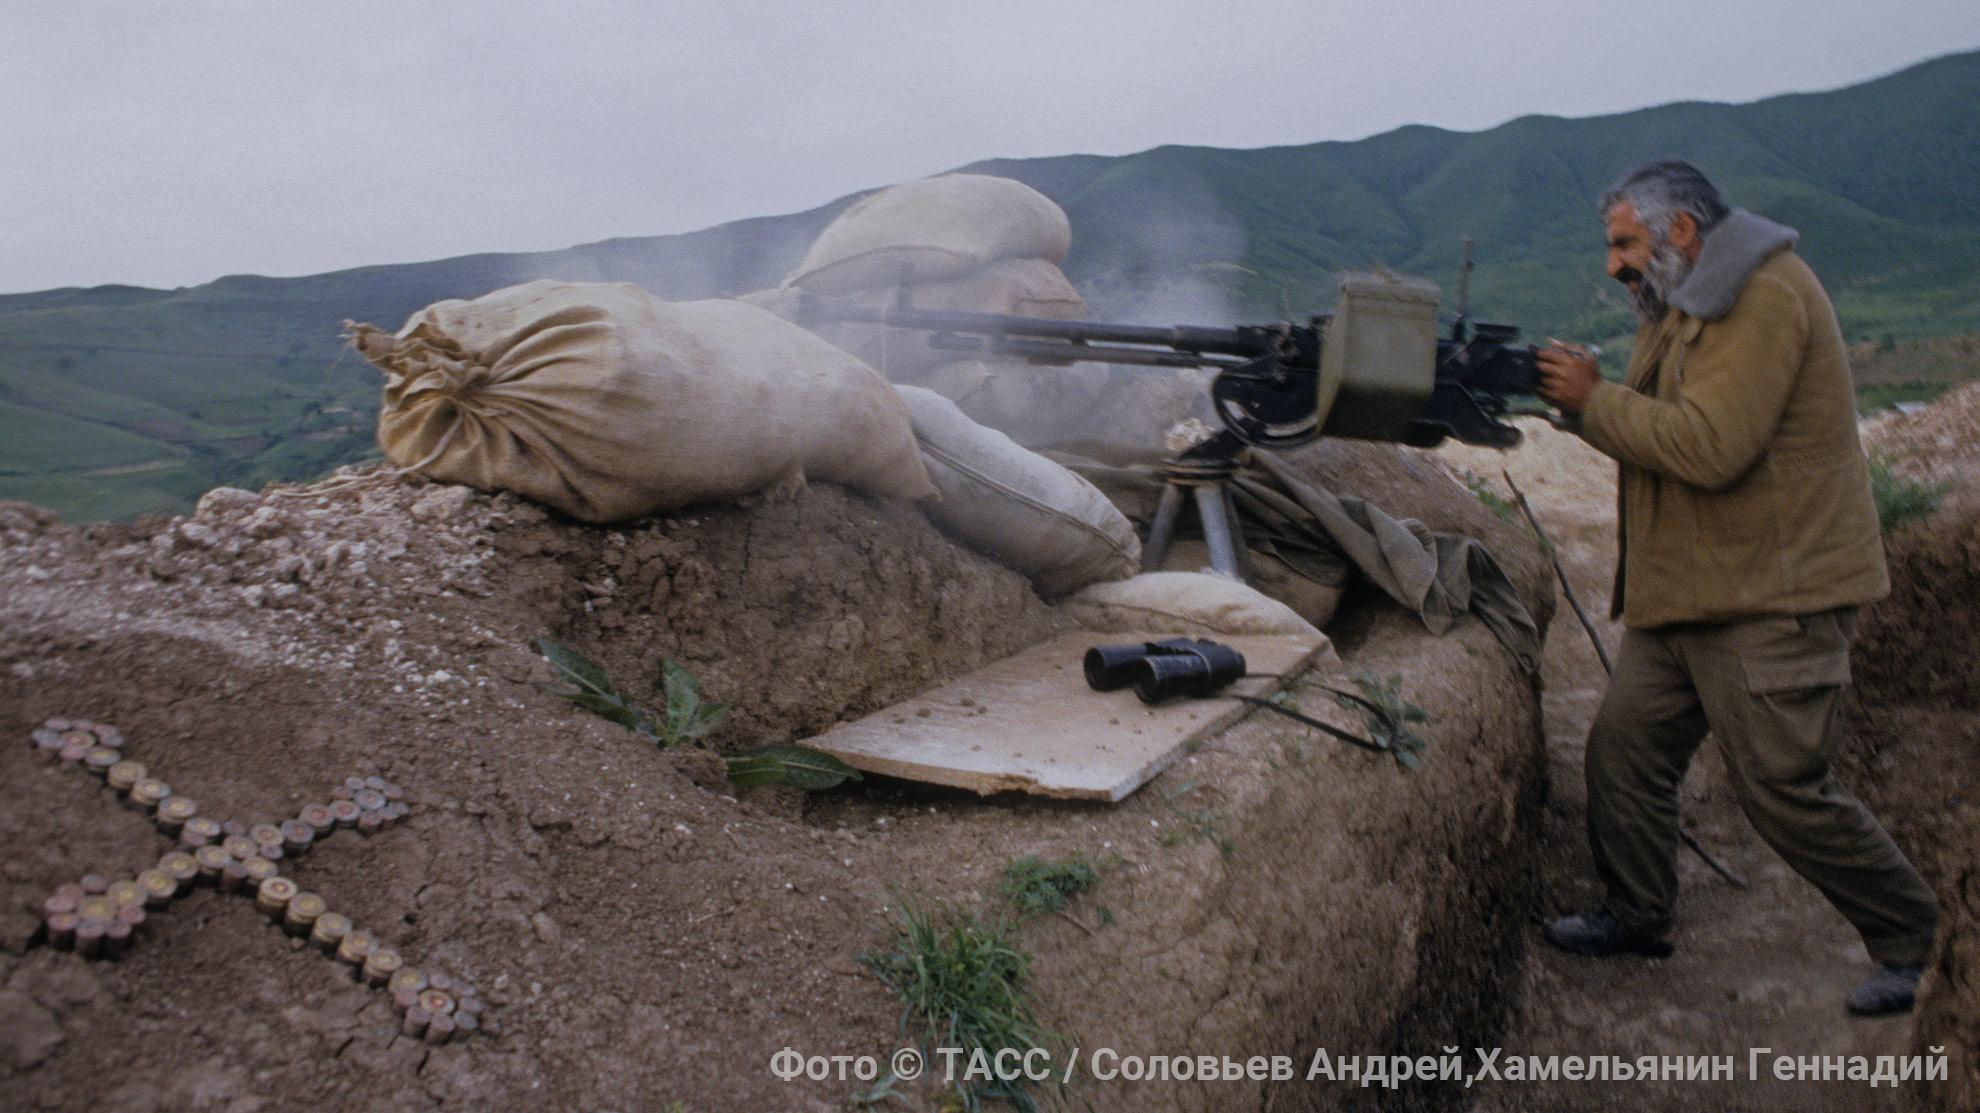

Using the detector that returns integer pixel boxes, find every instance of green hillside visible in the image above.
[5,49,1979,521]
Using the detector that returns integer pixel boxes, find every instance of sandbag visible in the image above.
[348,280,936,524]
[787,174,1072,294]
[1156,540,1345,629]
[1059,572,1323,639]
[896,385,1138,597]
[747,259,1086,379]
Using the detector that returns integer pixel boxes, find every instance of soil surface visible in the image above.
[1444,405,1977,1113]
[0,443,1558,1113]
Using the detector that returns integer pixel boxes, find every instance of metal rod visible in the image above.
[1501,469,1748,891]
[1194,484,1242,579]
[1142,485,1185,572]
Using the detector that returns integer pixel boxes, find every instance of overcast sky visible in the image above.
[4,1,1978,294]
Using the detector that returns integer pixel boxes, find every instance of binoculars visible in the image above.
[1083,638,1248,705]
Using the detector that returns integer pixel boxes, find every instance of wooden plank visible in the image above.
[803,631,1334,801]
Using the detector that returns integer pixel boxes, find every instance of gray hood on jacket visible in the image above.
[1670,208,1799,322]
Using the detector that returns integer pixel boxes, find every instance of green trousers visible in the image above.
[1586,606,1938,965]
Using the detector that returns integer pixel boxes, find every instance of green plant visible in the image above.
[1867,456,1950,532]
[998,854,1099,917]
[1464,474,1517,522]
[1334,672,1432,770]
[1157,781,1232,857]
[532,639,860,790]
[861,899,1055,1113]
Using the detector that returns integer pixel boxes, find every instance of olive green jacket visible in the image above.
[1577,213,1889,628]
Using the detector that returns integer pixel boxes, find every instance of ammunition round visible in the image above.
[158,852,200,889]
[104,756,146,792]
[336,929,376,966]
[221,835,260,861]
[180,817,224,848]
[104,918,133,955]
[423,1012,456,1045]
[58,729,94,750]
[194,844,232,880]
[106,880,143,907]
[77,894,118,922]
[364,775,386,790]
[55,881,85,902]
[389,967,428,997]
[385,802,411,821]
[44,717,73,731]
[299,804,336,834]
[31,728,62,750]
[362,947,403,986]
[310,911,352,952]
[328,800,362,827]
[353,789,387,813]
[330,786,354,801]
[356,812,383,834]
[255,876,298,918]
[417,987,455,1015]
[241,856,278,884]
[79,875,109,895]
[279,820,314,854]
[58,737,93,764]
[256,843,284,863]
[130,779,172,810]
[345,776,367,791]
[451,1010,478,1036]
[219,862,251,892]
[154,796,199,835]
[380,783,406,803]
[92,724,125,748]
[74,918,107,958]
[43,891,78,917]
[221,819,247,838]
[84,747,121,776]
[393,987,421,1011]
[249,823,284,849]
[116,902,146,928]
[283,892,327,934]
[138,870,177,908]
[400,1006,431,1037]
[427,972,456,993]
[45,911,79,949]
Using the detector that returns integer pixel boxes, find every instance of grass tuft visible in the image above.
[998,855,1099,917]
[861,898,1055,1112]
[1867,456,1950,533]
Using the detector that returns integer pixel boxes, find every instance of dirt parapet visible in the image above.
[0,447,1550,1111]
[1848,396,1980,1110]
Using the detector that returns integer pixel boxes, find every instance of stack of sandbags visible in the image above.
[895,385,1138,597]
[738,173,1211,463]
[347,280,935,524]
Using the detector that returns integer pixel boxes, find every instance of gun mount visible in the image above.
[796,270,1541,584]
[796,271,1538,454]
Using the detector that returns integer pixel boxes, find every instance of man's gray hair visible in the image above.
[1599,159,1731,238]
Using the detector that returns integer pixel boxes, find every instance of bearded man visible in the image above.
[1532,159,1939,1016]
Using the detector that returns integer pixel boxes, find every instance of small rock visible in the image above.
[23,566,51,583]
[411,486,475,522]
[530,912,561,945]
[196,486,261,517]
[7,663,31,680]
[177,521,221,549]
[0,990,62,1071]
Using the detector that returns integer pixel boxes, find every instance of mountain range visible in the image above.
[4,48,1977,520]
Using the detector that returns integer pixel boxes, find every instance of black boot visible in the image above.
[1542,909,1674,958]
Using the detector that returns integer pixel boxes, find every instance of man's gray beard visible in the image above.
[1627,239,1695,326]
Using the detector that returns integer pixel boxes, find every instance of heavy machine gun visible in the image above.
[796,271,1543,581]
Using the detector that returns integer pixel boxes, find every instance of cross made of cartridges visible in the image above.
[27,718,487,1044]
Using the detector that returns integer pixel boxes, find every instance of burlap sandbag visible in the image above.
[1060,572,1323,639]
[744,259,1086,379]
[348,280,936,523]
[896,385,1138,597]
[1155,540,1345,629]
[786,174,1072,294]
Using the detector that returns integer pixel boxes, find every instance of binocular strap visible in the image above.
[1224,694,1389,755]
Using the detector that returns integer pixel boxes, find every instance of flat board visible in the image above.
[802,631,1332,801]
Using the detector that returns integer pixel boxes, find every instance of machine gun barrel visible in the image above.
[795,298,1269,369]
